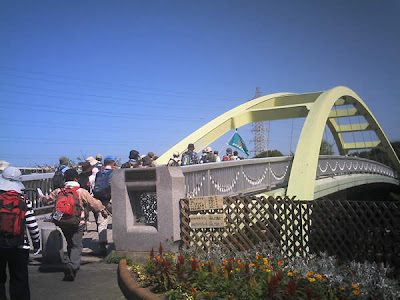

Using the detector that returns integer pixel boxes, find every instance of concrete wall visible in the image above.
[112,166,185,252]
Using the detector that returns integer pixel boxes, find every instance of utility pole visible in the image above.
[250,87,269,156]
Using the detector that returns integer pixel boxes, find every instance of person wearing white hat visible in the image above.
[167,151,181,166]
[0,161,10,174]
[0,166,41,300]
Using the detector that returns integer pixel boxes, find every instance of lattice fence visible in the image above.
[180,196,400,271]
[180,196,310,258]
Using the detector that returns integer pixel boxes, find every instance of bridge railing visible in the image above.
[181,156,293,197]
[18,155,397,210]
[21,173,54,211]
[317,156,397,179]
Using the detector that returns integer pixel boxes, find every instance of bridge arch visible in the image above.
[158,86,400,199]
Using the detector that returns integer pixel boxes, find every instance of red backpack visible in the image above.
[52,187,82,227]
[0,190,26,247]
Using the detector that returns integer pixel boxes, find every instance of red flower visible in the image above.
[287,279,296,296]
[269,276,279,295]
[305,287,313,300]
[191,258,198,271]
[276,270,284,281]
[159,242,163,255]
[208,262,213,273]
[245,262,250,276]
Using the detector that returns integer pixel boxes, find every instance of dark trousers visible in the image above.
[0,248,30,300]
[60,225,85,271]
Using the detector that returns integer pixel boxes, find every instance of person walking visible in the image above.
[181,143,199,165]
[121,150,141,168]
[0,166,41,300]
[52,156,70,189]
[167,151,181,166]
[93,156,116,256]
[39,169,108,281]
[214,150,221,162]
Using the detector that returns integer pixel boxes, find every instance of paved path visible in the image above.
[23,213,125,300]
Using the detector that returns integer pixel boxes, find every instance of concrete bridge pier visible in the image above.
[112,166,185,254]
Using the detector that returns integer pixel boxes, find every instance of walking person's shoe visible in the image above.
[99,242,108,257]
[63,264,76,281]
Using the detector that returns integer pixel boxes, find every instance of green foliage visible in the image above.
[320,140,335,155]
[134,243,400,299]
[106,253,133,265]
[253,150,284,158]
[349,140,399,167]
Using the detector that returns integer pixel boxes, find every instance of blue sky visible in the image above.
[1,0,399,166]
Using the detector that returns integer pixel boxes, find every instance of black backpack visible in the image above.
[53,166,68,189]
[78,172,91,192]
[93,169,114,201]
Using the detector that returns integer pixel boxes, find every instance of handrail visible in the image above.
[19,156,397,206]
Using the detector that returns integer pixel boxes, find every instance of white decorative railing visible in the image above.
[182,156,397,197]
[316,156,396,179]
[21,173,54,210]
[19,156,398,207]
[181,157,292,198]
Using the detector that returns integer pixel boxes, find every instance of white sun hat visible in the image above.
[0,166,25,194]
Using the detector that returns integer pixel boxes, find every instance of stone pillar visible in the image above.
[112,166,186,252]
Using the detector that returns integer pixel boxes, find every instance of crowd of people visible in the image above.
[0,145,242,298]
[177,143,242,166]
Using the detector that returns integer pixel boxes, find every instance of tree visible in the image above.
[320,140,334,155]
[253,150,283,158]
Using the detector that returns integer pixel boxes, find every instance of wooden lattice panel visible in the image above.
[180,196,304,257]
[307,199,400,267]
[180,196,400,271]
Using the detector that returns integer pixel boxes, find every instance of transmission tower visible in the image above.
[250,87,269,156]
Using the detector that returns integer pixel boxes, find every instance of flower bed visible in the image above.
[126,242,400,299]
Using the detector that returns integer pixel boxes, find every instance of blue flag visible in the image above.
[228,131,249,156]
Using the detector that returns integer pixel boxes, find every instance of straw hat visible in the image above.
[86,156,98,166]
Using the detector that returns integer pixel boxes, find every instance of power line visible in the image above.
[0,103,207,122]
[0,85,237,112]
[0,67,245,100]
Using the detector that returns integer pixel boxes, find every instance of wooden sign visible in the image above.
[190,214,225,228]
[189,195,224,211]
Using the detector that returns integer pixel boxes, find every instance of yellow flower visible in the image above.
[308,277,316,282]
[266,269,271,273]
[307,271,314,277]
[352,283,359,290]
[293,270,298,274]
[316,274,322,280]
[352,290,359,295]
[256,255,260,260]
[224,270,229,279]
[263,258,269,265]
[277,261,283,266]
[172,255,177,258]
[288,272,293,276]
[235,268,240,271]
[165,253,169,256]
[249,263,255,267]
